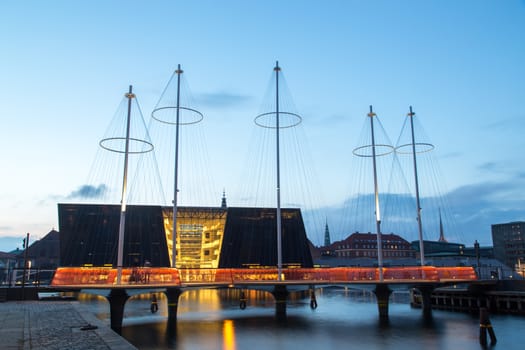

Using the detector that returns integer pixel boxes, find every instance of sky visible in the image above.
[1,0,525,251]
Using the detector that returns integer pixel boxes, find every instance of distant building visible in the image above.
[321,232,416,260]
[1,230,60,285]
[0,252,17,284]
[58,203,313,269]
[492,221,525,269]
[23,229,61,270]
[410,240,466,258]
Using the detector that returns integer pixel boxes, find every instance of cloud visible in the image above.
[67,184,107,199]
[305,178,525,247]
[198,91,252,108]
[477,162,499,172]
[482,117,522,131]
[439,151,462,159]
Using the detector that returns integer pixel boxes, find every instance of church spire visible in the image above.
[221,189,227,208]
[438,208,447,242]
[324,219,331,246]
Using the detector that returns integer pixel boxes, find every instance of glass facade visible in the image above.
[492,221,525,269]
[162,207,227,268]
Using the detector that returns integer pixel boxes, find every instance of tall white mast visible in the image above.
[274,61,283,281]
[116,86,134,284]
[151,65,203,268]
[408,106,425,267]
[171,65,183,268]
[368,106,384,282]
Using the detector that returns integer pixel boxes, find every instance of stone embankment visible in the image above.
[0,300,137,349]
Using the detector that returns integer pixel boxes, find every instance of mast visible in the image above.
[408,106,425,267]
[151,64,203,269]
[117,85,134,284]
[172,64,183,268]
[275,61,283,281]
[369,105,384,281]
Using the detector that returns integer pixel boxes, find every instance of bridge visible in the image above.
[51,265,477,333]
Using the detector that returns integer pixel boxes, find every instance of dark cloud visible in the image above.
[306,179,525,247]
[439,151,462,159]
[67,184,107,199]
[517,171,525,180]
[477,162,499,172]
[482,118,522,131]
[198,91,252,108]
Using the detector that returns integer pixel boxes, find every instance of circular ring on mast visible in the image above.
[254,111,302,129]
[99,137,154,154]
[395,142,435,154]
[352,144,395,157]
[151,106,204,125]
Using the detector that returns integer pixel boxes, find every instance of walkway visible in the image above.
[51,266,478,288]
[0,300,137,350]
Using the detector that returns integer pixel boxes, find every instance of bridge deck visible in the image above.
[50,266,477,289]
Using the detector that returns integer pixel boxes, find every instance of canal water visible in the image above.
[79,288,525,350]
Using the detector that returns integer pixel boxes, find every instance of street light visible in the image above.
[474,240,480,278]
[21,233,29,300]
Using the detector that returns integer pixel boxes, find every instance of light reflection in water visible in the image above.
[222,319,236,350]
[77,288,525,350]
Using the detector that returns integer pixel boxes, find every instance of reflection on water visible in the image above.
[78,288,525,350]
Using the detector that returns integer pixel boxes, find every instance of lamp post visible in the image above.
[21,232,29,300]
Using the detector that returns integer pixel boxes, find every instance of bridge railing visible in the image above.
[51,267,115,285]
[435,266,478,281]
[50,266,478,287]
[382,266,440,281]
[50,267,181,286]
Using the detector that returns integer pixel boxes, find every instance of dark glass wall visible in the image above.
[218,207,313,268]
[58,204,170,267]
[58,204,313,268]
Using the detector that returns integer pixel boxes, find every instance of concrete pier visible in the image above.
[416,285,436,318]
[165,288,183,324]
[272,285,289,320]
[107,288,130,334]
[374,284,392,321]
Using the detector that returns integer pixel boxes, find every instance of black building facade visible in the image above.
[58,203,313,268]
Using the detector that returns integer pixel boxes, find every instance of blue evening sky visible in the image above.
[1,0,524,250]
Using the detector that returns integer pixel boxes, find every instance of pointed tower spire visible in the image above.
[221,189,227,208]
[324,219,331,247]
[438,208,447,242]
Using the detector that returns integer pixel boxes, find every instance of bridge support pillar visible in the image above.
[374,284,392,322]
[272,285,288,320]
[165,288,183,325]
[107,288,130,334]
[417,285,435,318]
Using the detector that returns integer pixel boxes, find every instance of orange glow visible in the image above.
[51,266,477,287]
[222,319,236,350]
[51,267,181,286]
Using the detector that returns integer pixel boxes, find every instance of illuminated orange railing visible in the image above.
[51,267,181,286]
[178,269,232,284]
[435,266,478,281]
[50,266,477,287]
[382,266,440,281]
[51,267,116,285]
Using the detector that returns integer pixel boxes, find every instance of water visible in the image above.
[79,288,525,350]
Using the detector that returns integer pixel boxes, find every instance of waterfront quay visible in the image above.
[0,300,136,350]
[411,280,525,315]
